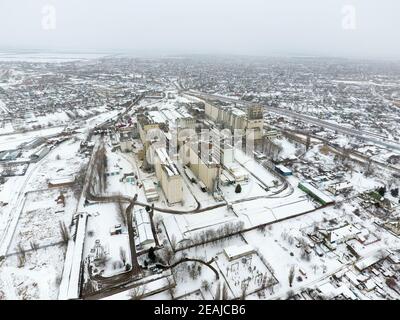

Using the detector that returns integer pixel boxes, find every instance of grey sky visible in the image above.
[0,0,399,59]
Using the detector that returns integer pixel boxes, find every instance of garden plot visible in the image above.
[242,210,344,299]
[167,260,218,300]
[8,188,76,253]
[0,183,72,299]
[215,249,277,299]
[0,245,66,300]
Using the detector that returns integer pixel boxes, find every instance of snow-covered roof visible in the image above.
[155,147,179,177]
[275,164,292,174]
[48,176,75,185]
[328,224,361,243]
[135,208,151,226]
[354,251,390,271]
[137,223,154,245]
[148,110,166,124]
[329,181,352,191]
[226,163,249,180]
[299,181,333,204]
[223,244,255,260]
[142,179,156,192]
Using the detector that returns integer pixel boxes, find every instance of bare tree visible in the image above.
[214,282,221,300]
[161,245,174,265]
[201,280,210,292]
[119,247,127,266]
[288,265,295,287]
[116,196,126,226]
[17,243,26,267]
[170,234,177,251]
[29,240,38,251]
[167,277,176,299]
[240,285,247,300]
[59,221,69,244]
[311,264,318,275]
[73,165,87,199]
[129,285,146,300]
[287,290,295,300]
[222,282,229,300]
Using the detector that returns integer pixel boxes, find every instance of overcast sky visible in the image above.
[0,0,399,59]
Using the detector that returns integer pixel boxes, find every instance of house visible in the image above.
[319,223,361,245]
[327,181,353,196]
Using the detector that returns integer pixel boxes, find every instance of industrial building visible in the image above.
[134,208,155,250]
[210,128,234,165]
[225,163,249,183]
[327,181,353,196]
[223,244,255,261]
[298,181,334,205]
[137,114,162,149]
[153,147,183,204]
[160,107,196,130]
[246,105,264,140]
[275,164,292,176]
[264,129,281,140]
[180,139,220,192]
[142,178,159,202]
[204,101,263,139]
[119,132,133,152]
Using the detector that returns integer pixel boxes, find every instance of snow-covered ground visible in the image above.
[0,52,109,63]
[0,138,88,299]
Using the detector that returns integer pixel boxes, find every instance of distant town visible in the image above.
[1,53,400,300]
